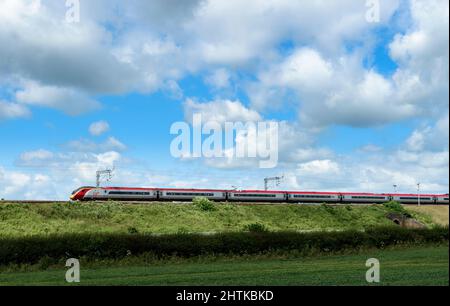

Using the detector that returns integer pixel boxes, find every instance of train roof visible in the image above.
[287,191,341,195]
[157,188,229,192]
[391,193,439,197]
[229,190,288,194]
[340,192,390,196]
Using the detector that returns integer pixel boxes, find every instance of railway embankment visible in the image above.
[0,201,447,237]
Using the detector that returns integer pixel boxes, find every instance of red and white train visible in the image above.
[71,187,449,205]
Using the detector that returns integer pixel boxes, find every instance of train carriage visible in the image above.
[436,195,450,205]
[227,190,286,202]
[287,191,340,203]
[158,189,227,201]
[392,194,435,204]
[341,193,390,203]
[84,187,158,201]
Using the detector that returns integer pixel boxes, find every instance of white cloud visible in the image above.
[297,160,340,176]
[405,114,449,152]
[358,144,383,153]
[16,81,101,115]
[0,100,30,120]
[243,0,448,128]
[390,0,449,69]
[276,48,333,92]
[89,121,110,136]
[184,98,262,124]
[205,69,232,89]
[388,0,449,118]
[66,137,127,153]
[20,149,54,163]
[0,0,401,118]
[184,0,399,65]
[249,48,420,127]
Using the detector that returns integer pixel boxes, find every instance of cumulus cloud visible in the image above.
[405,114,449,152]
[248,48,421,127]
[0,100,30,120]
[66,137,127,153]
[15,81,101,115]
[388,0,449,117]
[244,0,448,129]
[184,98,262,124]
[183,0,399,65]
[19,149,54,164]
[297,160,340,176]
[0,0,401,118]
[204,69,232,89]
[89,121,110,136]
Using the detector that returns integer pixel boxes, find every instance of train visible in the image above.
[71,186,450,205]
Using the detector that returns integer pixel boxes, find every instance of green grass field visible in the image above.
[0,245,447,286]
[1,201,441,237]
[407,205,449,226]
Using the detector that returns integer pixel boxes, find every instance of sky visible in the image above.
[0,0,448,200]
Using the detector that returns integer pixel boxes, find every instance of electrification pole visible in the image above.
[417,183,421,206]
[96,168,113,187]
[264,176,284,191]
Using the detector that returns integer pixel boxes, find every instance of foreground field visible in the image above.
[0,201,439,237]
[0,245,447,286]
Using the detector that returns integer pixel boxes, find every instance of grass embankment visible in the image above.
[0,201,439,237]
[406,205,449,226]
[0,245,447,286]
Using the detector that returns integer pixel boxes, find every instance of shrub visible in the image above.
[244,223,269,233]
[383,201,412,217]
[193,197,216,212]
[127,227,139,234]
[177,227,189,234]
[320,203,336,215]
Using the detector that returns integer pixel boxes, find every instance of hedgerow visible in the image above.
[0,226,447,265]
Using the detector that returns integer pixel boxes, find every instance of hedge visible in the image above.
[0,226,447,265]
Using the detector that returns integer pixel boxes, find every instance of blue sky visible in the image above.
[0,0,448,200]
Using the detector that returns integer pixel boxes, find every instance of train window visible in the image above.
[399,197,431,200]
[351,196,386,199]
[234,194,277,197]
[293,195,333,198]
[294,194,332,199]
[109,191,151,196]
[166,192,214,196]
